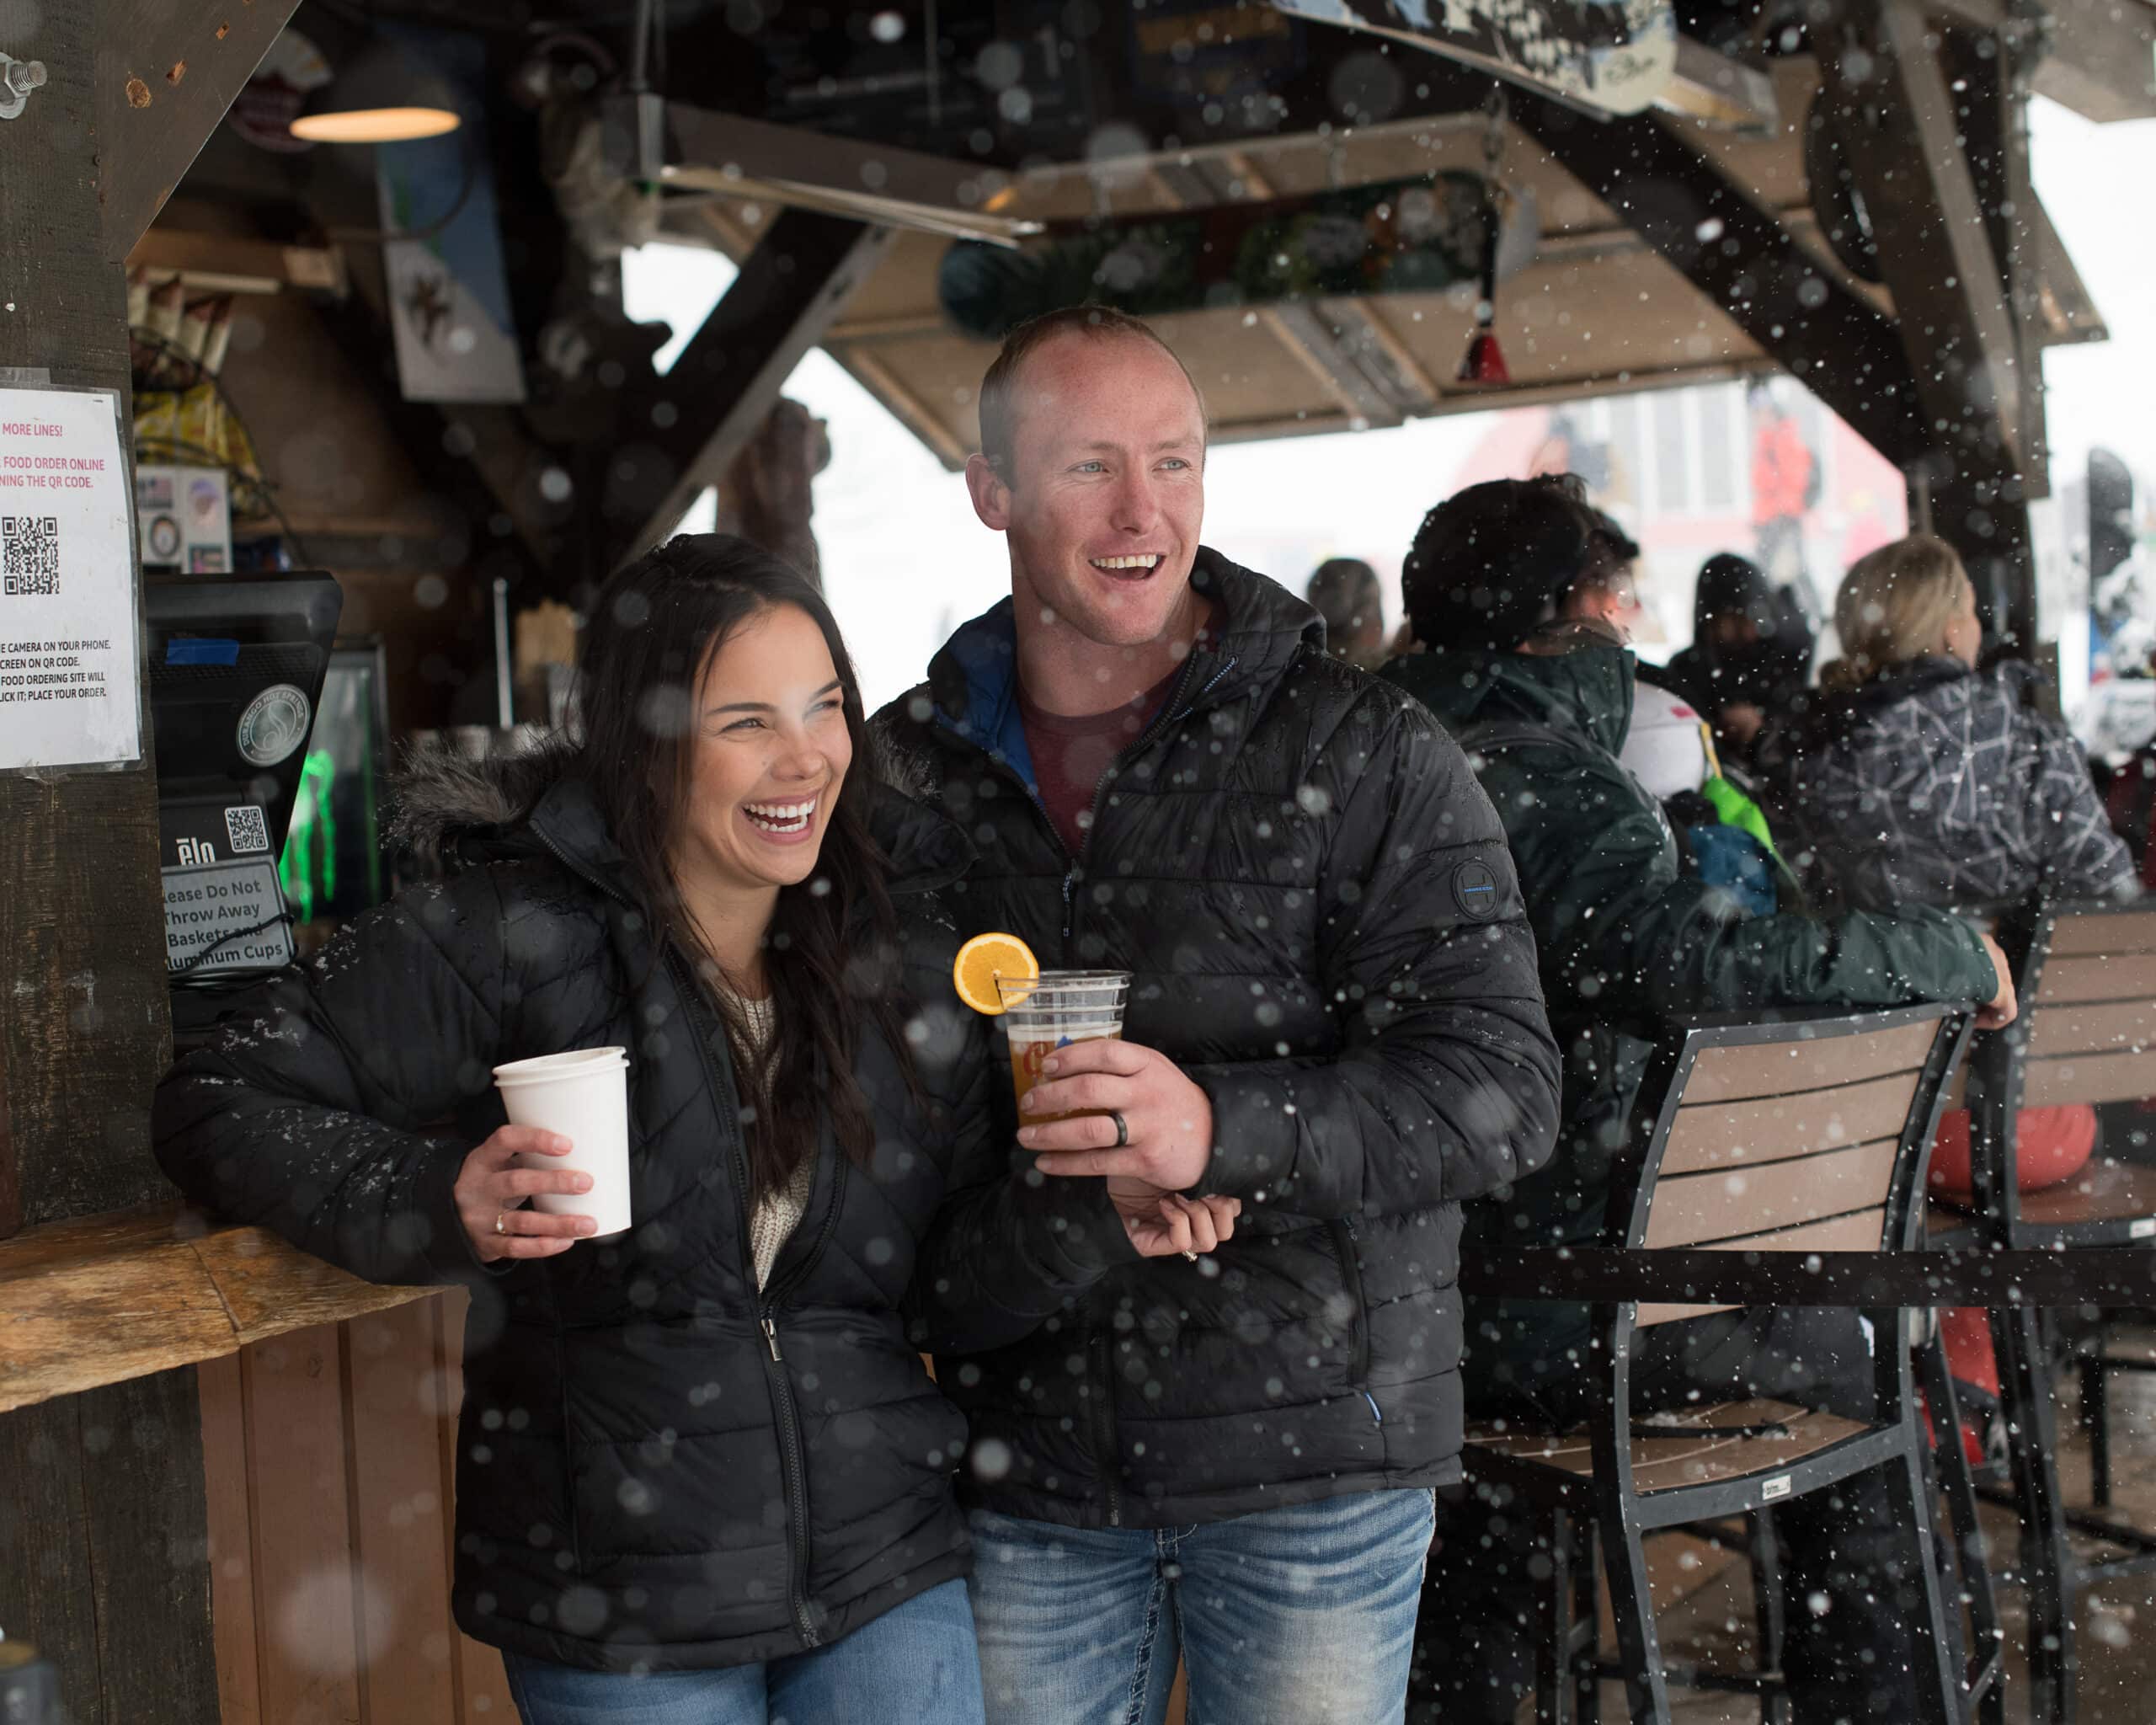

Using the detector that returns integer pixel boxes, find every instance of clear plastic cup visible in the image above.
[997,970,1130,1125]
[491,1046,632,1238]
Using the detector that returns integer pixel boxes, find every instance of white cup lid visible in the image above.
[493,1046,630,1083]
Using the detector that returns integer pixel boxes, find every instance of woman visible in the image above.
[1758,531,2133,923]
[1757,532,2135,1438]
[154,536,1235,1723]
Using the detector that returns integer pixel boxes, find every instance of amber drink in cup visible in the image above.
[996,970,1130,1125]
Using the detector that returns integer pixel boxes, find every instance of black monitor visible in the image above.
[144,572,341,991]
[145,572,343,858]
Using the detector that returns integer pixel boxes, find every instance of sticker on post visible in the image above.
[1760,1475,1792,1502]
[2131,1219,2156,1240]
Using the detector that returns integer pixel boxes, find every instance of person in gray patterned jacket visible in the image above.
[1757,532,2135,914]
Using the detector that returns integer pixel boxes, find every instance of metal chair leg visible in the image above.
[1573,1514,1602,1725]
[1920,1330,2005,1725]
[1890,1435,1968,1725]
[1746,1505,1790,1725]
[1598,1491,1671,1725]
[1996,1302,2078,1725]
[2079,1351,2112,1509]
[1535,1511,1574,1725]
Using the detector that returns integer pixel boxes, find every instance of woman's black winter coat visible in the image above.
[152,754,1126,1673]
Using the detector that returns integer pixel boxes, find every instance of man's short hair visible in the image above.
[1401,474,1607,652]
[975,305,1207,481]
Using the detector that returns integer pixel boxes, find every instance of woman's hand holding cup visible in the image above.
[456,1126,600,1262]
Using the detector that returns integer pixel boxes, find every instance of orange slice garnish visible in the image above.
[953,931,1039,1016]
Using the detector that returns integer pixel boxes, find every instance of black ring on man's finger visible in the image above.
[1110,1109,1129,1149]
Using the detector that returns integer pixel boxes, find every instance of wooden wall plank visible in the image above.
[345,1300,459,1725]
[0,1395,100,1722]
[198,1352,263,1725]
[78,1367,220,1725]
[0,1366,219,1725]
[438,1292,516,1723]
[244,1323,363,1725]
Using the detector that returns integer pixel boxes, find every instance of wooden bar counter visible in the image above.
[0,1204,512,1722]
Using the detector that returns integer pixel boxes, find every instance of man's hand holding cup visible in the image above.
[1020,1038,1238,1257]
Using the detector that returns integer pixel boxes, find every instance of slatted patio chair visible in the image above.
[1460,1002,1978,1725]
[1945,897,2156,1725]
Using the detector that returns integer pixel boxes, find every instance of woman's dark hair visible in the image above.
[574,533,913,1202]
[1401,473,1608,651]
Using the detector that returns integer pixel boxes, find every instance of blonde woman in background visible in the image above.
[1758,531,2131,913]
[1757,532,2137,1429]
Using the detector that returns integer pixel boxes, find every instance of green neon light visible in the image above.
[280,748,339,923]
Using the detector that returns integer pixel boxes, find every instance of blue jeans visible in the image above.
[969,1489,1436,1725]
[502,1578,985,1725]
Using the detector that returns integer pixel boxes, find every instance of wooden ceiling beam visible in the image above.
[1817,0,2043,645]
[96,0,303,260]
[600,207,895,574]
[1929,0,2156,120]
[1817,3,2028,476]
[1502,83,1934,469]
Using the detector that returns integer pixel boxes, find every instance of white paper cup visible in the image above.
[491,1047,633,1239]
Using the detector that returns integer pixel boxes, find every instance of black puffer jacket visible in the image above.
[153,751,1127,1672]
[877,551,1560,1529]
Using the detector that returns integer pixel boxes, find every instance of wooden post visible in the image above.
[0,0,165,1232]
[0,0,296,1714]
[1818,0,2046,651]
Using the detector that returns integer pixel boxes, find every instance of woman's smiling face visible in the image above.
[670,601,853,901]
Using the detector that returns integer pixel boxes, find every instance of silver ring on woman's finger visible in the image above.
[494,1210,508,1236]
[1110,1109,1129,1149]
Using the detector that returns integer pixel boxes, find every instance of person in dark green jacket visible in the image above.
[1382,474,2017,1725]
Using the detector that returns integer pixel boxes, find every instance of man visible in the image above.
[1305,554,1387,669]
[1561,510,1716,798]
[881,307,1561,1725]
[1378,473,2015,1723]
[1656,549,1816,766]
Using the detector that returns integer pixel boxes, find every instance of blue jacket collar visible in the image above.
[921,547,1315,789]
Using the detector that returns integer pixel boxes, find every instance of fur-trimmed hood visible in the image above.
[388,734,579,875]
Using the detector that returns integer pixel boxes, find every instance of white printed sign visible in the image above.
[0,387,140,772]
[162,857,293,975]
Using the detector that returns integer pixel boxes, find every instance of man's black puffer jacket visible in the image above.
[877,551,1561,1528]
[152,751,1130,1672]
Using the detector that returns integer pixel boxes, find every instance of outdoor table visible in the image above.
[1460,1246,2156,1310]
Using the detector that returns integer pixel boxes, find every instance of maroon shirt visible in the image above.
[1018,663,1183,858]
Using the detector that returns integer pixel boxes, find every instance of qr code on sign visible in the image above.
[224,805,270,855]
[2,515,59,595]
